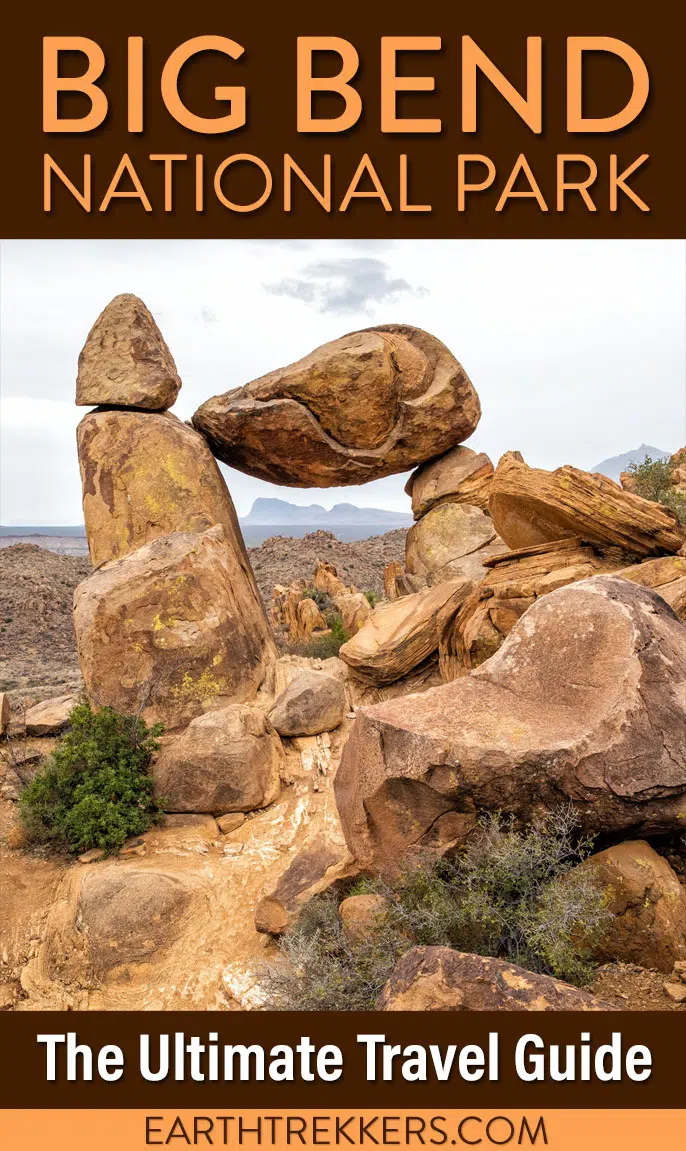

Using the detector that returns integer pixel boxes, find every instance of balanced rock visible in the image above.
[378,948,611,1011]
[24,693,77,736]
[268,670,347,737]
[579,841,686,973]
[405,502,507,587]
[406,446,494,517]
[77,410,256,582]
[339,578,474,686]
[153,705,282,813]
[73,525,276,727]
[76,293,181,410]
[335,577,686,870]
[192,325,481,487]
[489,452,686,556]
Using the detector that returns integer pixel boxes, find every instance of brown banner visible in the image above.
[0,0,683,238]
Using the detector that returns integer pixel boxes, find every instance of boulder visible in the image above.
[77,410,258,588]
[314,561,349,598]
[579,841,686,973]
[24,694,76,736]
[377,948,611,1011]
[0,693,10,735]
[339,894,389,940]
[406,446,494,517]
[405,502,507,586]
[153,705,282,813]
[77,867,191,972]
[76,293,181,410]
[73,525,276,728]
[384,561,412,601]
[271,585,327,643]
[255,834,358,934]
[335,591,372,636]
[339,579,474,686]
[268,670,346,737]
[335,577,686,871]
[489,452,685,556]
[192,325,481,487]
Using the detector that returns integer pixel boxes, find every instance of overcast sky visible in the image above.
[1,239,684,525]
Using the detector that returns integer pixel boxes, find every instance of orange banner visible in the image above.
[1,1109,684,1150]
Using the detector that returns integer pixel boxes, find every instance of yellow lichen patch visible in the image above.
[170,669,232,704]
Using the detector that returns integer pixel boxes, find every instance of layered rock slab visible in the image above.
[76,293,181,410]
[377,948,611,1011]
[489,452,686,556]
[335,577,686,870]
[73,525,276,728]
[192,325,480,487]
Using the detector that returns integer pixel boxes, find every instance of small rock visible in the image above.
[339,894,388,940]
[78,848,106,865]
[119,838,146,857]
[663,982,686,1003]
[672,960,686,983]
[217,813,246,835]
[24,694,76,736]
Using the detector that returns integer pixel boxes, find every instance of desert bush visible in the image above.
[364,589,380,607]
[627,455,686,524]
[264,806,611,1009]
[19,699,163,854]
[302,586,331,610]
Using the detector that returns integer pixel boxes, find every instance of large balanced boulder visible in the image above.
[405,502,507,586]
[579,841,686,973]
[153,705,282,813]
[378,948,611,1011]
[268,670,346,737]
[76,293,181,410]
[489,452,686,556]
[77,409,256,578]
[339,579,474,685]
[73,525,276,727]
[406,446,494,517]
[335,577,686,870]
[192,325,480,487]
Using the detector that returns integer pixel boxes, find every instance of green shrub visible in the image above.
[19,700,163,854]
[325,610,350,650]
[627,454,686,524]
[364,589,380,607]
[301,586,331,610]
[264,806,611,1009]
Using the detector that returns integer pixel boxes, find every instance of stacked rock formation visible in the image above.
[72,294,276,730]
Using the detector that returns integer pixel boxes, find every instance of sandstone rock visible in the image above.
[24,693,76,736]
[73,525,276,727]
[271,584,327,643]
[193,325,481,487]
[441,537,625,675]
[335,591,372,636]
[255,834,358,934]
[377,948,611,1011]
[405,502,506,586]
[671,447,686,492]
[339,578,474,686]
[406,446,494,517]
[489,452,685,556]
[77,867,191,972]
[153,704,282,813]
[217,813,246,835]
[663,980,686,1003]
[77,410,259,589]
[339,894,389,940]
[76,293,181,410]
[384,561,412,601]
[0,693,10,735]
[618,554,686,621]
[335,577,686,871]
[580,841,686,973]
[314,561,350,598]
[268,670,346,737]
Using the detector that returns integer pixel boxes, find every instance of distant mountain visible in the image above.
[592,444,669,483]
[241,497,412,527]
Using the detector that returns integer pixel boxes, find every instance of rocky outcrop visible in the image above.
[335,591,372,636]
[335,577,686,871]
[152,705,283,813]
[77,409,255,580]
[671,447,686,492]
[579,841,686,973]
[268,670,346,737]
[76,294,181,410]
[406,446,494,517]
[339,579,474,686]
[270,584,327,643]
[405,502,507,586]
[384,561,412,601]
[314,561,349,599]
[192,325,480,487]
[378,948,612,1011]
[489,452,686,556]
[73,526,276,727]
